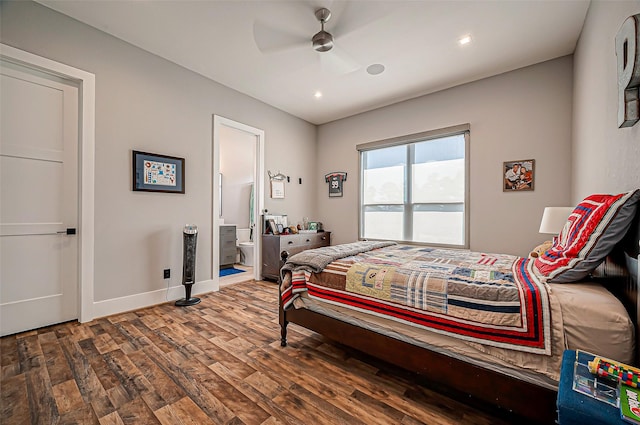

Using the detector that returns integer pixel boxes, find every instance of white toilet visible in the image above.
[236,228,254,266]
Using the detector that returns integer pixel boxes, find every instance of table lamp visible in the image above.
[539,207,574,235]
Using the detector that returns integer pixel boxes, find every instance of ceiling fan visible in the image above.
[253,5,365,74]
[311,8,334,52]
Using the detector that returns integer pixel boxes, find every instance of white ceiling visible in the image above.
[37,0,590,125]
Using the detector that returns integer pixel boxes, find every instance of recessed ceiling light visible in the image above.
[459,35,472,45]
[366,64,385,75]
[314,91,323,98]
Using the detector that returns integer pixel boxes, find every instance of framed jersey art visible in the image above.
[325,172,347,197]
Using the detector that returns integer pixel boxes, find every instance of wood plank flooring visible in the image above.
[1,280,514,425]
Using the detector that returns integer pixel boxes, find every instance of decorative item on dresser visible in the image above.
[262,232,330,281]
[219,224,236,269]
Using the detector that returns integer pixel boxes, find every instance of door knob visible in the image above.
[57,228,77,235]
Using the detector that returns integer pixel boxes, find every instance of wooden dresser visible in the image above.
[261,232,331,281]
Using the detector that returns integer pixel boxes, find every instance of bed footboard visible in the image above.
[277,268,555,423]
[279,300,557,424]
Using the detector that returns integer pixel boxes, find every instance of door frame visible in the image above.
[1,44,96,323]
[212,115,265,286]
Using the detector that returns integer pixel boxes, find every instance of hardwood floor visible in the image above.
[1,280,515,425]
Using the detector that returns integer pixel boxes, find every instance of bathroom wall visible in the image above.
[220,126,255,230]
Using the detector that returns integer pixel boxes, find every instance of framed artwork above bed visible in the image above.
[503,159,535,191]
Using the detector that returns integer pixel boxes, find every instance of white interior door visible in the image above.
[0,60,79,336]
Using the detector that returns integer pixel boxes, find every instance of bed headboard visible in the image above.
[618,209,639,364]
[625,211,639,363]
[595,205,639,364]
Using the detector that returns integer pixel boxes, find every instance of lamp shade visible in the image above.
[539,207,574,235]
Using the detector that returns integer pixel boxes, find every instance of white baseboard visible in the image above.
[92,279,218,320]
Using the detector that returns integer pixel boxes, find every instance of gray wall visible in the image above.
[572,0,640,201]
[316,57,574,257]
[1,1,317,301]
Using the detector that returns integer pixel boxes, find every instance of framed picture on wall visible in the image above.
[133,150,185,193]
[503,159,535,191]
[270,180,285,199]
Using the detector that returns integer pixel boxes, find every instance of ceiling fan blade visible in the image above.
[253,20,308,53]
[329,1,399,37]
[318,45,360,74]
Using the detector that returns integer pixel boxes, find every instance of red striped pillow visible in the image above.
[533,189,640,283]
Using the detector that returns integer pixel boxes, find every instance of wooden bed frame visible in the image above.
[278,215,639,424]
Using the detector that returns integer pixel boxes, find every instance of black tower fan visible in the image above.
[175,224,201,306]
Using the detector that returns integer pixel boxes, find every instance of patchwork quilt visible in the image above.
[281,244,551,354]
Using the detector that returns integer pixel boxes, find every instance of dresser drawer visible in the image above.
[311,233,330,246]
[279,233,330,255]
[220,252,236,266]
[279,235,305,250]
[221,245,236,256]
[282,245,306,257]
[219,225,236,236]
[221,238,236,251]
[280,233,330,249]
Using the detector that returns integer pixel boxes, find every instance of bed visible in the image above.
[278,190,640,424]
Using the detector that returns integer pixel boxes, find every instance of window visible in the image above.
[358,124,469,248]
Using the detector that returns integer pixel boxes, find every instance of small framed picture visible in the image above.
[270,180,285,199]
[268,219,279,235]
[503,159,535,191]
[308,222,318,231]
[277,224,284,234]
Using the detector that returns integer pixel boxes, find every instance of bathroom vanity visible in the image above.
[219,224,237,269]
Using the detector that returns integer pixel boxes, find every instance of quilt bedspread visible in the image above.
[281,245,551,354]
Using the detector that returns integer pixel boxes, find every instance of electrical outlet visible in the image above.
[163,269,170,279]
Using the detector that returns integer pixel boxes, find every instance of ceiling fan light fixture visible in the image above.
[312,30,334,52]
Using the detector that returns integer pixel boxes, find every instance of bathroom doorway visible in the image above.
[212,116,264,288]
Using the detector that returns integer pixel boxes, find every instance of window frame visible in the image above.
[357,124,470,248]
